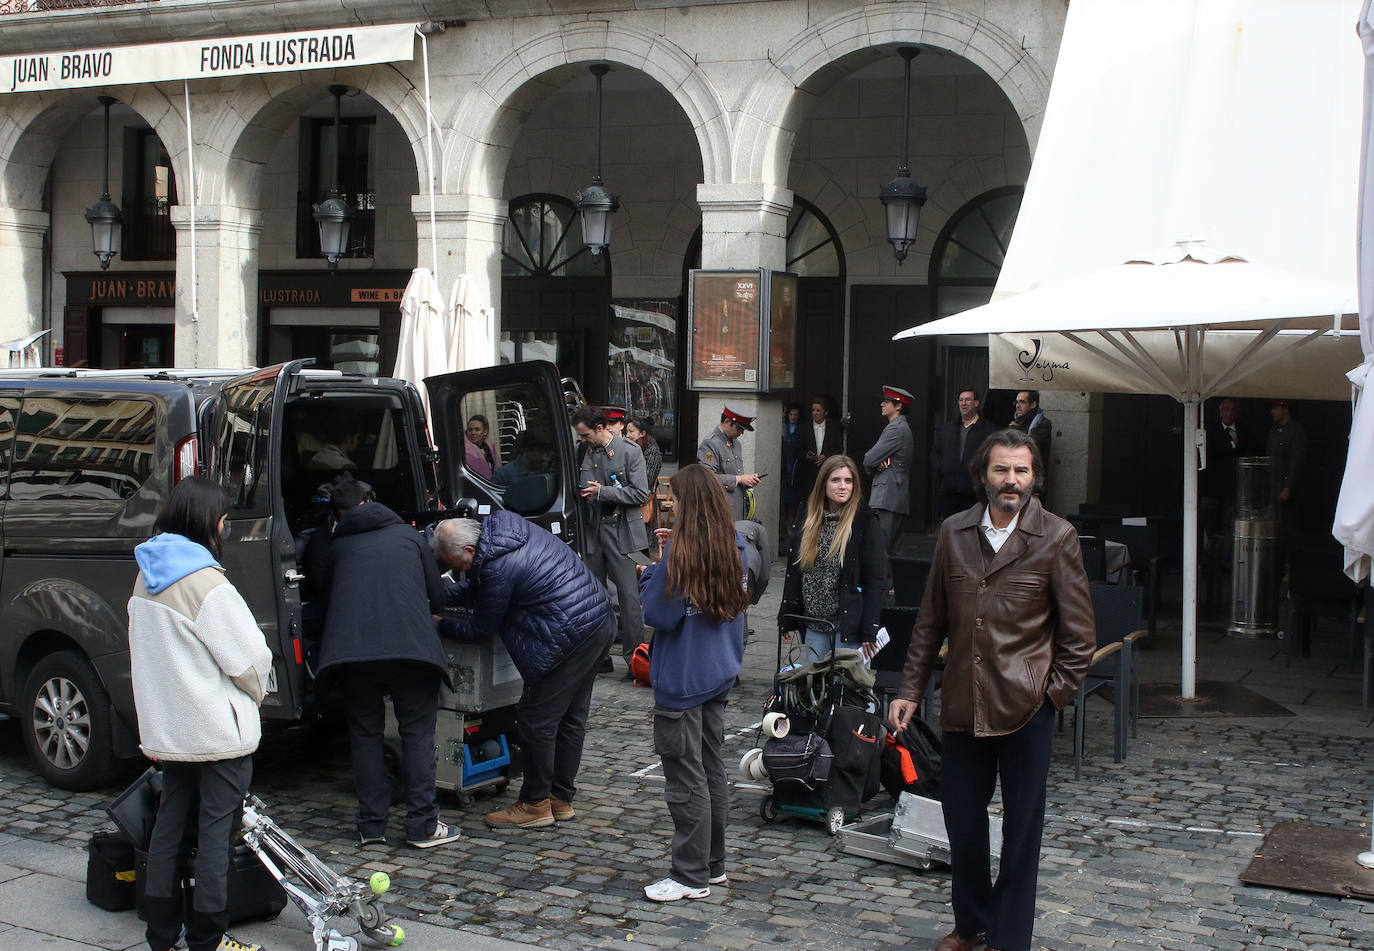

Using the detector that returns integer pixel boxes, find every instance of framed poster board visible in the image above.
[687,269,796,392]
[767,271,798,391]
[688,270,761,390]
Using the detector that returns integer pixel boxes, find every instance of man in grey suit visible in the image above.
[863,384,915,554]
[573,405,650,675]
[697,404,763,521]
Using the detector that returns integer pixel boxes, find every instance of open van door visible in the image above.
[208,361,310,720]
[426,361,584,554]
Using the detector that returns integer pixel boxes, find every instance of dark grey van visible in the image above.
[0,360,581,789]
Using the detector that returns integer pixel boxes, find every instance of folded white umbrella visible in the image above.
[448,275,496,371]
[394,267,447,422]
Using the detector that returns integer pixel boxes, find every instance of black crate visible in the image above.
[86,831,137,912]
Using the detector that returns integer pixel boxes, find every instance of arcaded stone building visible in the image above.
[0,0,1069,529]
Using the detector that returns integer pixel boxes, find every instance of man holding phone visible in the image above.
[697,403,763,521]
[573,405,650,676]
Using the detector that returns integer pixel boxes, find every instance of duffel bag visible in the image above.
[761,732,833,790]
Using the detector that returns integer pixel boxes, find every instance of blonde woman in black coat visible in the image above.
[777,454,889,660]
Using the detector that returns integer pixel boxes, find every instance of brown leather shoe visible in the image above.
[933,931,986,951]
[549,795,575,821]
[485,798,555,829]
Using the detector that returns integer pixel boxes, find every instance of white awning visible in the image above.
[1,22,417,94]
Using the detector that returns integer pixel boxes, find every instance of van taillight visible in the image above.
[174,434,199,483]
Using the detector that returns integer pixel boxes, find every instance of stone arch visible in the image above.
[445,20,730,198]
[734,1,1053,186]
[0,87,184,212]
[183,64,431,211]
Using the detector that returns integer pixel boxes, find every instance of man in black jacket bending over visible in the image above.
[309,476,460,850]
[433,511,614,830]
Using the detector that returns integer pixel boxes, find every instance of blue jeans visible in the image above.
[801,627,861,662]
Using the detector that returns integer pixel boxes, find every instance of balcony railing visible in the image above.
[121,197,176,262]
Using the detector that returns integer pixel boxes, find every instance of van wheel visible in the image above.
[21,652,116,790]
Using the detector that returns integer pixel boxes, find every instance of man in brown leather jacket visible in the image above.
[889,428,1095,951]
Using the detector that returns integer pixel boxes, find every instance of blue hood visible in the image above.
[134,533,221,594]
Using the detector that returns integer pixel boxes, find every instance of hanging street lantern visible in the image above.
[576,64,619,257]
[85,96,123,270]
[879,47,928,264]
[313,85,354,270]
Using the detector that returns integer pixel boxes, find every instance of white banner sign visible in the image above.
[2,22,417,94]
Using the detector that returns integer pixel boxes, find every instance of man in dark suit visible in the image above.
[932,388,997,521]
[1200,397,1249,580]
[798,395,843,499]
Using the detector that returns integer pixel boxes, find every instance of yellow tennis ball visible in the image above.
[390,924,405,946]
[369,871,390,894]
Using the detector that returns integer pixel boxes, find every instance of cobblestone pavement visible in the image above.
[2,553,1373,950]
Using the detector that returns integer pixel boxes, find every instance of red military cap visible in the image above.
[722,403,756,431]
[603,405,629,422]
[881,384,914,406]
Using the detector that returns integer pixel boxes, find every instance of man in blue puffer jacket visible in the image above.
[432,510,614,830]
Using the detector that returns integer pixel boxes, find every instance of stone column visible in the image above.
[1042,389,1093,515]
[170,204,262,369]
[0,207,50,344]
[695,182,792,540]
[413,193,506,368]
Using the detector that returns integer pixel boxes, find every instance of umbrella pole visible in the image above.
[1181,397,1201,699]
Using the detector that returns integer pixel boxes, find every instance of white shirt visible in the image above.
[812,421,826,453]
[979,505,1022,553]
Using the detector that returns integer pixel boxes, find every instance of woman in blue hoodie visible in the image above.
[638,464,750,903]
[128,477,273,951]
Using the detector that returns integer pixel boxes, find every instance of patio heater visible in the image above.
[313,85,353,271]
[878,47,928,264]
[84,96,123,270]
[575,64,619,257]
[1227,456,1280,638]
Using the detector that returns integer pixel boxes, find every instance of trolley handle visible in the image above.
[778,613,838,636]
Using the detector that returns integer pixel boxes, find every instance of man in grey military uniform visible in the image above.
[863,384,916,554]
[603,406,629,438]
[697,404,763,521]
[573,405,650,675]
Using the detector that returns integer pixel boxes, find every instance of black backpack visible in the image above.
[880,715,943,800]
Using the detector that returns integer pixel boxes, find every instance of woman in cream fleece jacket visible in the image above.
[128,477,273,951]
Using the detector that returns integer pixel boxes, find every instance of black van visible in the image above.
[0,360,581,789]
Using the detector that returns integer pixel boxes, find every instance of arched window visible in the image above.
[502,193,610,278]
[928,185,1024,317]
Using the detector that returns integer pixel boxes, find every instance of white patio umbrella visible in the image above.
[448,275,496,371]
[898,252,1358,699]
[394,266,447,422]
[1333,0,1374,586]
[896,0,1364,700]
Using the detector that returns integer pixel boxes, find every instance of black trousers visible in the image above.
[516,617,615,803]
[339,660,441,843]
[143,755,252,951]
[940,701,1055,951]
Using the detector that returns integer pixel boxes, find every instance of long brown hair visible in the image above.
[663,464,750,622]
[797,454,862,572]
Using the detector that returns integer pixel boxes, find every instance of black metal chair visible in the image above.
[875,606,941,722]
[1283,546,1363,665]
[1078,535,1108,583]
[1071,583,1146,779]
[889,557,931,608]
[1100,522,1162,639]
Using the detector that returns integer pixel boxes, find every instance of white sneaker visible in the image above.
[708,873,728,885]
[644,877,710,902]
[407,819,462,849]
